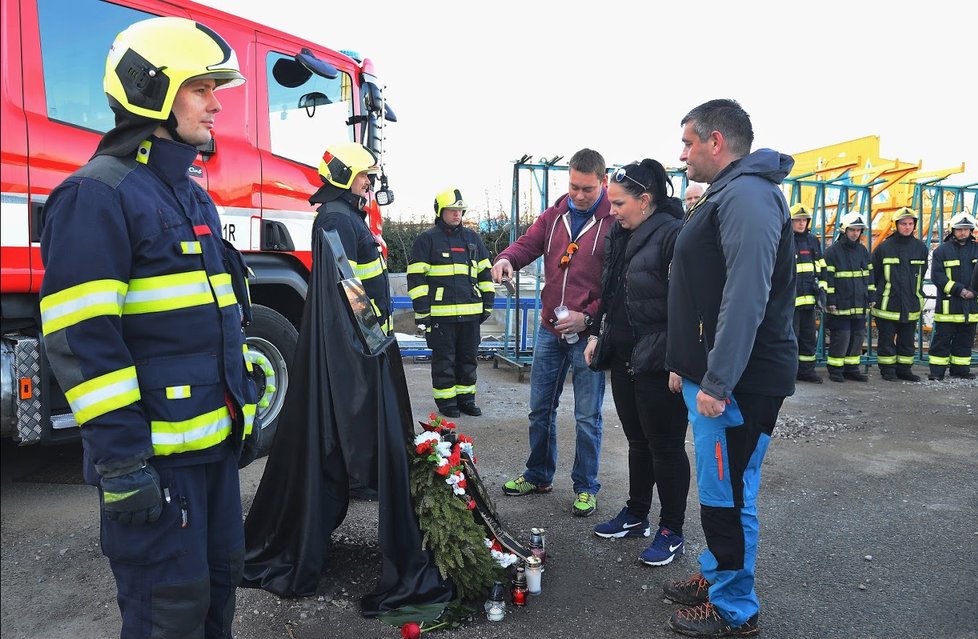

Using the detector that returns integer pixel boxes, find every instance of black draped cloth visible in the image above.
[240,230,453,616]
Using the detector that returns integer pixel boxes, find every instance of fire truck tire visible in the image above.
[244,304,298,458]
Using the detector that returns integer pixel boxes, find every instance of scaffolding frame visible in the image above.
[784,173,978,367]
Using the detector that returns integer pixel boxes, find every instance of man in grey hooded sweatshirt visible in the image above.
[664,99,797,638]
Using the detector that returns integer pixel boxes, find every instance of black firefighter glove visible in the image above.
[100,463,163,525]
[816,288,828,312]
[480,311,492,324]
[238,414,264,470]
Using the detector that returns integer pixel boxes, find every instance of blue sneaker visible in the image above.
[640,526,684,566]
[593,506,650,539]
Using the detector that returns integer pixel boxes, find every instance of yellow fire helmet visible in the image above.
[949,211,976,229]
[839,211,867,231]
[789,203,812,219]
[892,207,919,224]
[318,142,379,190]
[434,188,467,218]
[104,17,244,120]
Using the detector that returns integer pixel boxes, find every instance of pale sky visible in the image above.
[199,0,976,222]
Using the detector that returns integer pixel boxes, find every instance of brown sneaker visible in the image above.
[667,602,759,637]
[663,573,711,606]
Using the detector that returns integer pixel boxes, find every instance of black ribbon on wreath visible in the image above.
[240,229,453,616]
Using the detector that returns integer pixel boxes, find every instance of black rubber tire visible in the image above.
[244,304,298,458]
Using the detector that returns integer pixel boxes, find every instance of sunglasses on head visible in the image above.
[613,167,649,192]
[559,242,579,269]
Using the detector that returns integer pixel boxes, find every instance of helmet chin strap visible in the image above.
[163,112,191,146]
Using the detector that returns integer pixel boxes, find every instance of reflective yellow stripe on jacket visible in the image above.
[64,366,141,425]
[40,279,127,334]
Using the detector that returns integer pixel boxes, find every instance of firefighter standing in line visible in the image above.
[39,18,259,638]
[928,211,978,380]
[790,203,826,383]
[822,212,875,382]
[871,207,930,382]
[309,142,392,334]
[408,188,494,417]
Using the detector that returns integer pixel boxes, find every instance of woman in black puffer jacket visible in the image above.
[584,159,691,566]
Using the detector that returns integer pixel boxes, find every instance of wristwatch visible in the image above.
[583,312,593,328]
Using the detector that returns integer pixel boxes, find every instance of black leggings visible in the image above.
[609,355,690,534]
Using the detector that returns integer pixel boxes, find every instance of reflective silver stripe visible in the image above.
[151,412,232,447]
[41,287,126,332]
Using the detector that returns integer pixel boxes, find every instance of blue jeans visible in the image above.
[522,327,605,494]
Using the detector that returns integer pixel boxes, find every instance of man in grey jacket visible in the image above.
[664,99,797,638]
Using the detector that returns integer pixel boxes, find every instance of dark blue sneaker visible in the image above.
[593,506,650,539]
[640,526,684,566]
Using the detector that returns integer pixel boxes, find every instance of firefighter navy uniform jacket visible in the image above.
[406,218,494,324]
[313,194,392,334]
[39,136,258,484]
[793,230,824,308]
[870,233,929,322]
[931,235,978,323]
[822,234,874,316]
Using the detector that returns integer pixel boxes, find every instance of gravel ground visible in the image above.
[2,360,976,639]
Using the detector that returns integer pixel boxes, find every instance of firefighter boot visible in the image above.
[458,403,482,417]
[828,368,846,383]
[879,366,899,382]
[843,367,868,382]
[896,366,921,382]
[437,402,461,418]
[928,366,946,381]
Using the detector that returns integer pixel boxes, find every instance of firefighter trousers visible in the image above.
[793,307,818,372]
[875,318,917,374]
[826,315,866,375]
[426,320,480,411]
[101,445,244,639]
[929,321,977,376]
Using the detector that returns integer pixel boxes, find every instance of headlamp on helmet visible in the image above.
[318,142,379,190]
[104,17,244,120]
[434,188,467,219]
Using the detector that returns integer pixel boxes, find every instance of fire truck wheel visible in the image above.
[245,304,298,458]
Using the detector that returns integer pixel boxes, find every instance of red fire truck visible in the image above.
[0,0,395,453]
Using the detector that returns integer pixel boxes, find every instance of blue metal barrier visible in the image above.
[392,296,539,358]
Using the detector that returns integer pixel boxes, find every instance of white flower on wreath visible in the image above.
[414,432,440,447]
[435,441,452,458]
[483,538,519,569]
[446,470,467,495]
[458,441,474,459]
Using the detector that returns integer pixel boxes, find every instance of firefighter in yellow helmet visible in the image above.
[870,207,930,381]
[928,211,978,380]
[822,212,875,382]
[789,203,826,383]
[309,141,392,334]
[39,17,258,637]
[407,188,494,417]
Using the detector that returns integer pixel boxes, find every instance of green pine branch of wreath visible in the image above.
[407,413,513,602]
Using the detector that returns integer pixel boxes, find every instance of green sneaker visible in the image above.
[573,492,596,517]
[502,475,552,496]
